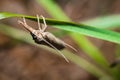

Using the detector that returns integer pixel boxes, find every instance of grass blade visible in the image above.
[1,12,120,44]
[83,15,120,29]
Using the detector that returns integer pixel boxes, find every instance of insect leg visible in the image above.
[18,17,35,33]
[37,15,42,31]
[40,15,48,32]
[42,38,69,62]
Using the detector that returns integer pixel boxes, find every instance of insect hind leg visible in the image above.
[37,15,42,31]
[40,15,48,32]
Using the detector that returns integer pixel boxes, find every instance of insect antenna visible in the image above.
[42,38,69,62]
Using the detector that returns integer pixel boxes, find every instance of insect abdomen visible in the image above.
[30,32,65,50]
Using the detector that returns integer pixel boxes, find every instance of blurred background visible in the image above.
[0,0,120,80]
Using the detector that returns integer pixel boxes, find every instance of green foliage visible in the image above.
[1,12,120,44]
[83,15,120,29]
[0,1,120,80]
[0,12,120,80]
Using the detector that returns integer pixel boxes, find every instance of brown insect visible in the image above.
[18,15,77,62]
[110,58,120,67]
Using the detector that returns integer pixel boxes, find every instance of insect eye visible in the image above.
[30,32,36,38]
[30,32,43,42]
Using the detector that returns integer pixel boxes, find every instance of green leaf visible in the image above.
[0,12,120,44]
[83,15,120,29]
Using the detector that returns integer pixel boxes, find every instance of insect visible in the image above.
[18,15,77,62]
[110,58,120,67]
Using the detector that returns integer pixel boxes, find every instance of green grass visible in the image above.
[0,0,120,80]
